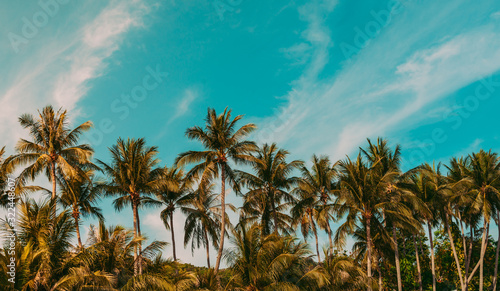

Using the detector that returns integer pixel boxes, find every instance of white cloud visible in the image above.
[256,0,500,163]
[154,88,199,140]
[170,89,198,122]
[0,0,150,152]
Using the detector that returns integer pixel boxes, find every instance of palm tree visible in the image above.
[446,156,478,290]
[297,154,337,255]
[11,198,76,289]
[7,106,93,202]
[404,163,447,291]
[334,152,399,291]
[182,183,221,268]
[361,138,410,291]
[51,266,116,291]
[351,219,391,291]
[321,251,368,290]
[175,107,257,273]
[58,168,104,249]
[156,165,190,261]
[291,183,323,263]
[227,222,328,290]
[453,150,500,291]
[86,221,137,277]
[85,221,168,287]
[97,137,164,275]
[237,143,302,235]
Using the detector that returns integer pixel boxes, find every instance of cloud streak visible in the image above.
[257,0,500,163]
[0,0,151,152]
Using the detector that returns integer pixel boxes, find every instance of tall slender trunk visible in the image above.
[467,225,489,285]
[427,221,437,291]
[392,227,402,291]
[322,193,333,255]
[465,225,474,290]
[132,199,139,276]
[479,221,489,291]
[458,213,469,288]
[444,213,465,291]
[413,235,423,291]
[135,200,143,275]
[204,227,211,268]
[214,166,226,274]
[73,207,83,249]
[270,192,279,234]
[376,255,383,291]
[493,210,500,291]
[51,161,57,201]
[326,223,333,256]
[170,212,177,261]
[310,212,321,264]
[418,236,424,257]
[366,215,373,291]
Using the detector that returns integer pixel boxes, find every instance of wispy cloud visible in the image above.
[257,0,500,162]
[0,0,151,151]
[154,88,198,140]
[170,89,198,123]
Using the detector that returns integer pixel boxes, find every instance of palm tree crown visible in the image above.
[97,137,164,275]
[238,143,303,236]
[7,106,93,201]
[175,107,257,273]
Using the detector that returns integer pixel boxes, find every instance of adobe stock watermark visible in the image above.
[5,177,18,284]
[340,0,404,61]
[83,64,168,146]
[402,75,500,166]
[8,0,72,53]
[212,0,243,21]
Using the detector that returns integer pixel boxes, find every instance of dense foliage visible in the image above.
[0,105,499,290]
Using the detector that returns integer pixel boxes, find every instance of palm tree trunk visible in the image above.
[214,166,226,274]
[322,200,333,256]
[458,214,469,287]
[204,227,211,268]
[170,213,177,261]
[376,255,383,291]
[326,223,333,256]
[427,221,437,291]
[366,215,373,291]
[135,200,143,275]
[493,210,500,291]
[418,236,424,257]
[132,199,139,276]
[467,224,489,286]
[392,226,402,291]
[51,161,57,201]
[311,213,321,264]
[413,235,423,291]
[465,225,474,290]
[73,208,83,249]
[270,193,279,234]
[444,213,465,291]
[479,221,490,291]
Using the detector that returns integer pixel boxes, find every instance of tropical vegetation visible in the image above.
[0,105,499,290]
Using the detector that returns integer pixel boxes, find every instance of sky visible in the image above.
[1,0,500,267]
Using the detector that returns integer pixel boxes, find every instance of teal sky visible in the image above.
[1,0,500,266]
